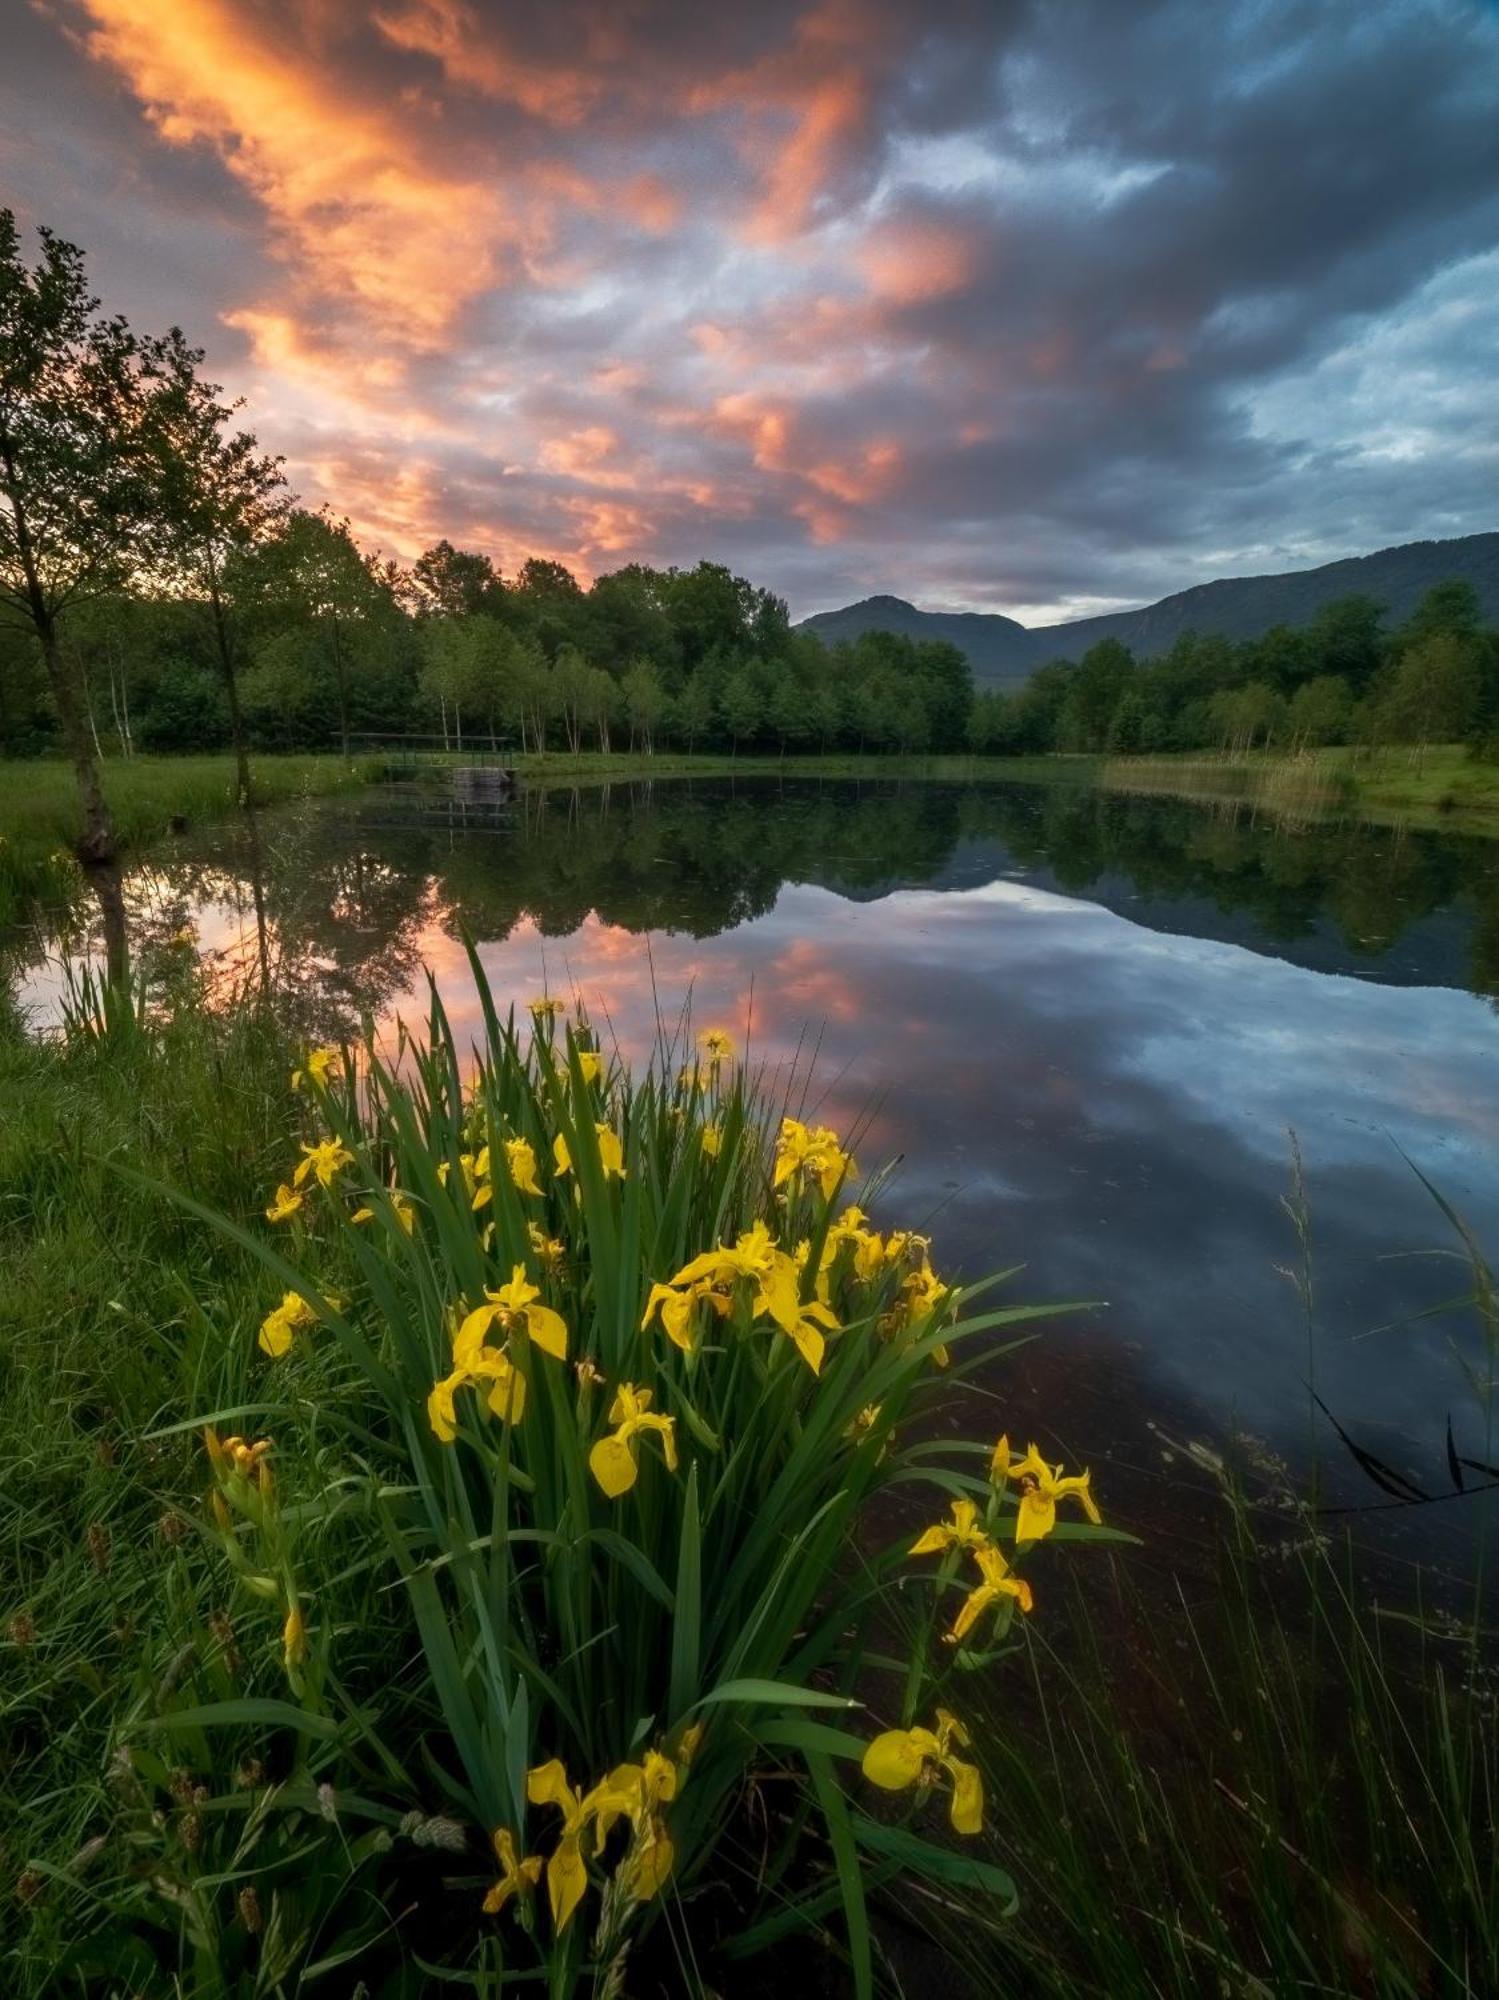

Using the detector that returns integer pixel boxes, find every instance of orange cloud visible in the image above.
[856,219,977,304]
[371,0,602,123]
[690,0,883,241]
[73,0,508,343]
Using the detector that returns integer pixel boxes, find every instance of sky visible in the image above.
[3,0,1498,623]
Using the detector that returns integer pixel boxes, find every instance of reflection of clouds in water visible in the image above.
[389,878,1499,1473]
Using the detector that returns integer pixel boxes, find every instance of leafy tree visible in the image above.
[719,666,763,751]
[0,210,168,856]
[410,539,500,619]
[1286,675,1353,750]
[247,509,395,755]
[1310,595,1385,693]
[670,672,714,752]
[145,323,288,803]
[622,658,665,755]
[136,658,228,752]
[1377,633,1482,764]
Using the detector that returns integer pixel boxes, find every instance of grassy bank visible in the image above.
[506,747,1096,787]
[1095,743,1499,833]
[508,743,1499,836]
[0,753,377,926]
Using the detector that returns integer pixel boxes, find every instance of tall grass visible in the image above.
[935,1458,1498,1999]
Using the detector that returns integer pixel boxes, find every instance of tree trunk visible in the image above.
[41,613,116,860]
[0,436,116,857]
[206,556,254,807]
[329,610,350,759]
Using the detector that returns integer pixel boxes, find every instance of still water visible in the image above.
[13,775,1499,1545]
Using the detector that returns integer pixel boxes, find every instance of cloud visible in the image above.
[13,0,1498,614]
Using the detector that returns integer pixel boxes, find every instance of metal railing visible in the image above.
[348,732,518,769]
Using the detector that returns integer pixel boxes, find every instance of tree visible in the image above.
[0,211,168,857]
[250,509,391,755]
[670,672,714,752]
[144,324,288,804]
[1286,675,1353,751]
[1310,595,1384,693]
[1058,639,1134,752]
[1377,633,1482,765]
[719,667,763,752]
[410,539,501,619]
[622,658,665,755]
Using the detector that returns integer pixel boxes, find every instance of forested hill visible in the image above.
[797,534,1499,685]
[787,595,1033,682]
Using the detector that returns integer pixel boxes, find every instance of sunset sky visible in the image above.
[4,0,1498,622]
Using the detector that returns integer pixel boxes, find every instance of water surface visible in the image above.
[11,775,1499,1556]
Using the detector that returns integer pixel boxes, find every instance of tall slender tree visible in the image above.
[0,212,163,858]
[142,326,287,805]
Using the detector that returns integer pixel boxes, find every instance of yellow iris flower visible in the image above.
[552,1125,626,1180]
[992,1435,1102,1543]
[588,1383,678,1498]
[460,1266,569,1361]
[697,1026,735,1066]
[861,1708,983,1835]
[701,1122,722,1159]
[292,1137,354,1190]
[652,1222,839,1373]
[482,1828,543,1917]
[282,1603,308,1670]
[909,1497,994,1559]
[528,1222,566,1270]
[427,1268,568,1441]
[947,1542,1034,1642]
[773,1116,856,1200]
[204,1428,272,1488]
[258,1289,320,1357]
[589,1748,679,1902]
[290,1046,339,1091]
[526,1759,592,1932]
[265,1182,302,1223]
[528,996,565,1022]
[504,1136,543,1196]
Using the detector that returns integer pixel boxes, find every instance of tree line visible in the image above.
[0,210,974,864]
[968,583,1499,762]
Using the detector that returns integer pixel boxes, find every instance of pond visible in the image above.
[11,773,1499,1562]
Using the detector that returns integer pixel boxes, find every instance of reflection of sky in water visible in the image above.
[399,876,1499,1486]
[13,781,1499,1530]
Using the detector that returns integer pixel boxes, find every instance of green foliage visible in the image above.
[973,582,1499,762]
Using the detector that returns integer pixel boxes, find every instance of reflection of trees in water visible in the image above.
[959,784,1499,997]
[11,777,1499,1017]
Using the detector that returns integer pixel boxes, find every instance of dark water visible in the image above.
[12,774,1499,1557]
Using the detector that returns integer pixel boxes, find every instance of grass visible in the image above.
[0,753,377,927]
[954,1472,1498,1998]
[1096,743,1499,834]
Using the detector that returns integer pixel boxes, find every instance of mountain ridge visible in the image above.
[796,533,1499,687]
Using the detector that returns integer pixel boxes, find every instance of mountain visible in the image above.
[793,593,1034,681]
[796,533,1499,687]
